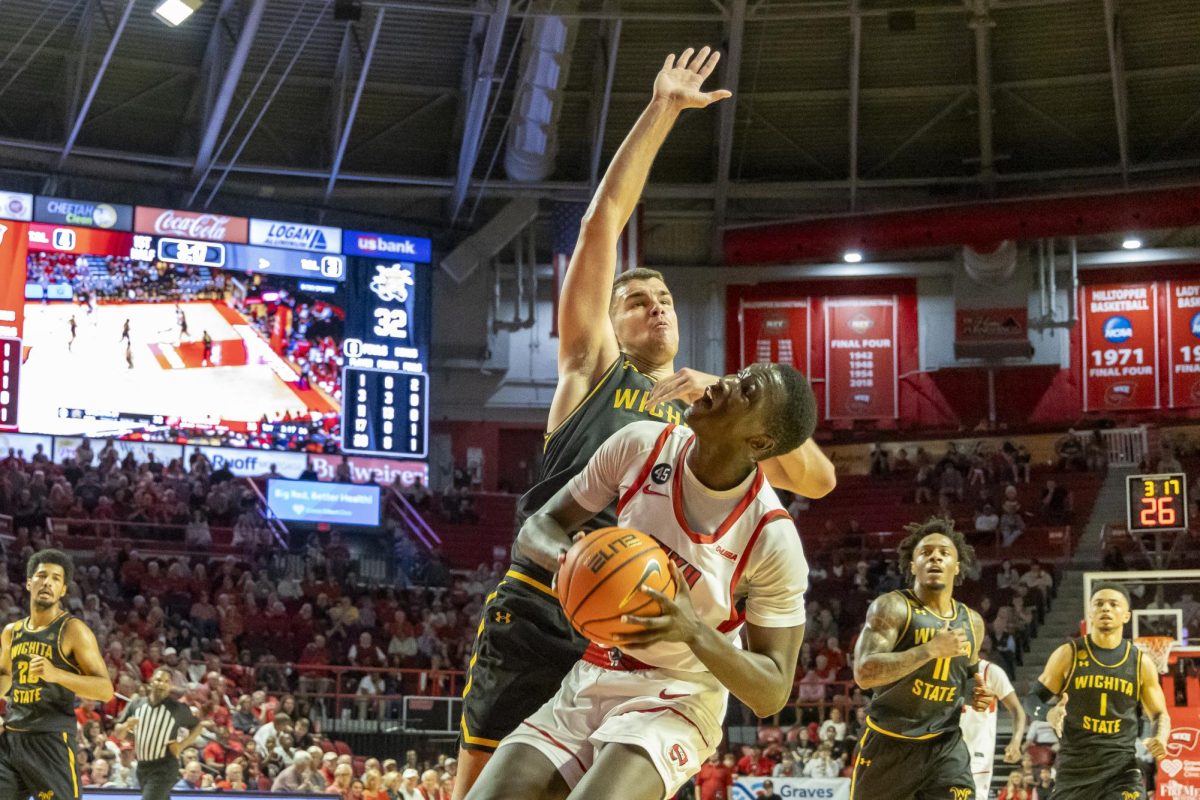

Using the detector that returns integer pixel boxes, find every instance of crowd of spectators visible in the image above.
[27,253,224,303]
[0,440,276,548]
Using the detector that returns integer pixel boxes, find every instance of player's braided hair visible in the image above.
[896,516,976,586]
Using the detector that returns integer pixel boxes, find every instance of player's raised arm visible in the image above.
[854,592,966,689]
[554,47,730,386]
[1139,651,1171,760]
[760,439,837,498]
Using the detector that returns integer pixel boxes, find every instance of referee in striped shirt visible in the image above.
[114,667,211,799]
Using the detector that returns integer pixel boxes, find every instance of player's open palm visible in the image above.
[653,47,732,111]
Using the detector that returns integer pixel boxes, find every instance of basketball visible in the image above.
[557,527,677,648]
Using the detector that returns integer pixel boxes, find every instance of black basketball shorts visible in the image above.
[0,730,81,800]
[850,725,975,800]
[459,565,588,752]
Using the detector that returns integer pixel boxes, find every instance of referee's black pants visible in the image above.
[137,756,180,800]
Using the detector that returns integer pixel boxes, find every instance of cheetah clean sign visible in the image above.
[733,777,849,799]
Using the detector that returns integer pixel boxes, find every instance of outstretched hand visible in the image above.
[645,368,720,408]
[653,47,733,110]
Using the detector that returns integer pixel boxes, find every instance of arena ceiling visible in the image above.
[0,0,1199,264]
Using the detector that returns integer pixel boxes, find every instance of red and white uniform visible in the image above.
[960,658,1015,799]
[499,422,809,796]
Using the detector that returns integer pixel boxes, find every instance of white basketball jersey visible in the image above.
[960,659,1014,767]
[567,421,809,673]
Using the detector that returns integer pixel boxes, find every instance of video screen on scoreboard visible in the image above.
[266,477,381,526]
[0,204,432,455]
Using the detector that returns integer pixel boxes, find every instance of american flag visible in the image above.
[550,201,643,337]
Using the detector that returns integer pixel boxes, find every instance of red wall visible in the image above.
[431,420,544,492]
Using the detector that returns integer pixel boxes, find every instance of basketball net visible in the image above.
[1134,636,1175,674]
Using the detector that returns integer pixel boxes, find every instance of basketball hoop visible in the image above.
[1134,636,1175,674]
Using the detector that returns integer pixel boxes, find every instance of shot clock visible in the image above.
[1126,473,1188,533]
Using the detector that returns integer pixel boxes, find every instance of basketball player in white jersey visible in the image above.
[464,362,816,800]
[959,659,1026,799]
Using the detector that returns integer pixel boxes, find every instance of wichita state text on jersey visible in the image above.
[866,590,978,739]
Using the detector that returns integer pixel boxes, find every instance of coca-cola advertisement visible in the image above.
[134,206,248,243]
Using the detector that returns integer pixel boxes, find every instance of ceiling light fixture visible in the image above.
[843,251,864,263]
[153,0,203,27]
[1122,237,1143,250]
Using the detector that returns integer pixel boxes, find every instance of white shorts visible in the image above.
[971,759,993,800]
[498,659,727,798]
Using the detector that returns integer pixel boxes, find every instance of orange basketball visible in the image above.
[557,526,677,648]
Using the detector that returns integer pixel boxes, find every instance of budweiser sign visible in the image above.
[134,206,248,243]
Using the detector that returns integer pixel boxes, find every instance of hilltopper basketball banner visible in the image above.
[1168,280,1200,409]
[738,300,810,373]
[825,296,898,420]
[1159,704,1200,798]
[733,776,850,799]
[1082,283,1159,411]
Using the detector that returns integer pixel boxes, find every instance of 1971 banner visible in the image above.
[1082,283,1159,411]
[1167,280,1200,409]
[738,299,809,373]
[825,296,898,420]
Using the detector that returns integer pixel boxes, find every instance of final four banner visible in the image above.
[1082,283,1160,412]
[824,296,898,420]
[738,299,810,374]
[1168,280,1200,409]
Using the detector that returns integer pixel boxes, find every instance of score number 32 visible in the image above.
[373,308,409,340]
[1139,479,1180,527]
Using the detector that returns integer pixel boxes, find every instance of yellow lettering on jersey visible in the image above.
[12,687,42,704]
[1072,674,1135,697]
[614,388,639,411]
[913,628,935,644]
[9,641,53,659]
[950,788,974,800]
[1082,716,1121,734]
[911,680,957,703]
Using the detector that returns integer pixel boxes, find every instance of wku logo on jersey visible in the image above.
[658,542,702,589]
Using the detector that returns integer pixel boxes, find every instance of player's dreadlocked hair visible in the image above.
[896,516,976,586]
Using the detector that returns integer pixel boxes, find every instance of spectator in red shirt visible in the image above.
[696,753,735,800]
[215,762,248,791]
[139,641,163,681]
[75,699,102,729]
[735,746,773,776]
[202,725,234,767]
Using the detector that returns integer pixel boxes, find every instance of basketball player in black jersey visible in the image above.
[1034,584,1169,800]
[851,518,992,800]
[0,549,114,800]
[452,46,837,799]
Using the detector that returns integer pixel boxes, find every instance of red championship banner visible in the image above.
[0,220,29,340]
[737,299,810,373]
[824,296,898,420]
[1159,704,1200,798]
[26,223,132,257]
[1082,283,1159,411]
[1168,280,1200,409]
[134,206,249,243]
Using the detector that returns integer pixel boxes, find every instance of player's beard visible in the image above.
[32,595,58,611]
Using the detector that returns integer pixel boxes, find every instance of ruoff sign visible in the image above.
[134,207,248,243]
[249,219,342,254]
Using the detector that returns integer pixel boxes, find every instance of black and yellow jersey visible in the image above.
[512,354,688,582]
[5,612,80,734]
[865,590,978,740]
[1059,636,1142,759]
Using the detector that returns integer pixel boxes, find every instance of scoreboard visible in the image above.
[340,259,432,459]
[1126,473,1188,533]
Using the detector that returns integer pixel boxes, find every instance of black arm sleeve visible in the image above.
[1033,681,1057,703]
